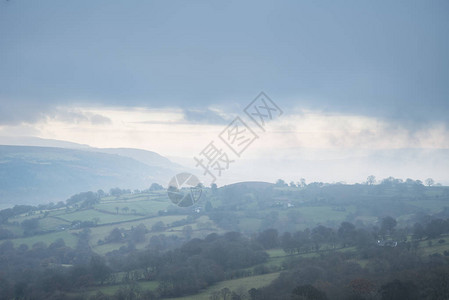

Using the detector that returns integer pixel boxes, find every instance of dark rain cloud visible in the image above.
[0,0,447,127]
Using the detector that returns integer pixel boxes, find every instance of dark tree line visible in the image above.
[0,231,267,299]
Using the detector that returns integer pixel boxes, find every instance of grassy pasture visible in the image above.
[165,272,281,300]
[408,199,449,213]
[61,209,141,224]
[96,200,170,216]
[38,216,71,231]
[11,230,78,248]
[72,281,159,298]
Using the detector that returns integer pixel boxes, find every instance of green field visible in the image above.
[71,281,159,298]
[165,272,281,300]
[59,209,141,224]
[11,230,78,248]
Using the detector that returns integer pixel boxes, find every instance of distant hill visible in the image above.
[0,145,186,206]
[91,148,184,170]
[0,136,91,149]
[222,181,273,190]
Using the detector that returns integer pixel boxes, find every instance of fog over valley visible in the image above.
[0,1,448,299]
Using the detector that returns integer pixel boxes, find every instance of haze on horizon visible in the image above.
[1,0,448,186]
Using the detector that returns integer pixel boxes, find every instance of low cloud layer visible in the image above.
[1,105,448,153]
[1,105,448,185]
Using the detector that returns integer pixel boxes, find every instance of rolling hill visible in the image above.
[0,145,186,206]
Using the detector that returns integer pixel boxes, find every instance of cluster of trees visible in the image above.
[412,217,449,240]
[240,217,449,299]
[0,204,37,224]
[251,244,449,299]
[0,229,99,299]
[0,231,267,299]
[207,178,449,234]
[104,232,268,298]
[275,178,307,188]
[66,191,100,208]
[100,224,148,245]
[275,176,440,188]
[253,218,399,255]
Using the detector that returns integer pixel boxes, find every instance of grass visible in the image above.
[89,215,189,254]
[417,236,449,256]
[61,209,142,224]
[266,248,287,257]
[84,241,449,299]
[96,201,170,216]
[408,199,449,213]
[38,217,71,231]
[238,218,261,233]
[72,281,159,298]
[11,230,78,248]
[165,272,281,300]
[293,206,349,224]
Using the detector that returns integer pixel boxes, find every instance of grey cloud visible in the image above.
[0,100,52,125]
[0,1,447,127]
[52,109,112,125]
[89,114,112,125]
[183,108,231,125]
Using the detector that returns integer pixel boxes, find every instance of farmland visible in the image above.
[2,181,449,299]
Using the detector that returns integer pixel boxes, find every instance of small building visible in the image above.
[377,240,398,247]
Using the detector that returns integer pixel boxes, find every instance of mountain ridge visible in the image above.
[0,144,187,206]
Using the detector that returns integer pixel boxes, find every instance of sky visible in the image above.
[0,0,448,185]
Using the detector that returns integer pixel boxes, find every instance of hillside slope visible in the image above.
[0,145,184,205]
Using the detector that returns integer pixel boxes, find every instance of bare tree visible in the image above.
[425,178,435,186]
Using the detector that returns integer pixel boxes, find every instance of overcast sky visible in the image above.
[0,0,448,185]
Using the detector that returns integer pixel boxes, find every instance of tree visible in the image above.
[380,216,397,236]
[348,278,375,297]
[130,224,147,243]
[182,225,193,239]
[256,229,279,249]
[275,179,287,186]
[366,175,376,185]
[248,288,261,300]
[425,178,435,186]
[292,284,328,300]
[281,232,295,254]
[0,227,14,240]
[379,279,418,300]
[150,183,164,191]
[109,188,123,197]
[21,218,39,235]
[205,201,213,212]
[106,228,123,243]
[220,287,232,300]
[412,222,425,240]
[151,221,165,232]
[89,255,111,285]
[311,225,333,251]
[97,189,105,197]
[424,218,446,238]
[338,222,356,248]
